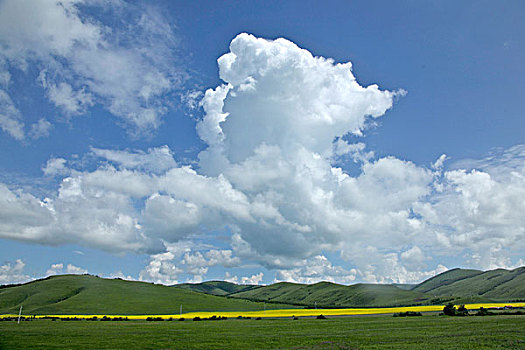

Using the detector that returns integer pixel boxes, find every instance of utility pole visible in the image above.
[17,306,22,324]
[180,304,182,317]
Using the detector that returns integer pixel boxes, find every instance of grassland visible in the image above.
[1,267,524,317]
[176,280,259,296]
[414,267,525,302]
[228,281,431,307]
[179,267,525,308]
[3,302,524,320]
[1,314,524,349]
[0,275,298,315]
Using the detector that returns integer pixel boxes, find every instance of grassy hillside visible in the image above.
[418,267,525,302]
[229,281,431,307]
[2,267,523,315]
[203,267,525,307]
[412,268,483,294]
[175,281,258,296]
[0,275,297,315]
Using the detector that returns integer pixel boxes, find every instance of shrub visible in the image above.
[443,303,456,316]
[193,316,202,321]
[457,305,469,316]
[316,314,327,319]
[476,307,491,316]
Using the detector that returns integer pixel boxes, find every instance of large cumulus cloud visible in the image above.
[0,34,523,283]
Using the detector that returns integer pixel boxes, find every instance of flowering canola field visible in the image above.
[2,302,524,320]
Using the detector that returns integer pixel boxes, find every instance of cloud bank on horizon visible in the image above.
[0,1,523,286]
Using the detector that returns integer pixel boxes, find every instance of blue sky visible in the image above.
[0,0,524,285]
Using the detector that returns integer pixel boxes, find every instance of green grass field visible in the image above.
[0,315,523,349]
[0,275,298,315]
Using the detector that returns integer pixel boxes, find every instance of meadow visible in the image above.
[1,314,524,349]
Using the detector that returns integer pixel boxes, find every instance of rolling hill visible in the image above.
[0,274,297,315]
[1,266,523,315]
[414,266,525,302]
[227,281,431,307]
[177,267,525,307]
[412,268,483,294]
[175,280,259,296]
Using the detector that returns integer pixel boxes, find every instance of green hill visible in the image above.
[1,267,523,315]
[229,281,431,307]
[415,267,525,302]
[412,268,483,294]
[0,275,296,315]
[184,267,525,307]
[175,280,259,296]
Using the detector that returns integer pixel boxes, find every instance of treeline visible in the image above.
[441,303,525,317]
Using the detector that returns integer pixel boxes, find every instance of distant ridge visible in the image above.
[413,266,525,302]
[412,268,483,294]
[175,280,259,296]
[1,266,523,315]
[175,266,525,307]
[225,281,430,308]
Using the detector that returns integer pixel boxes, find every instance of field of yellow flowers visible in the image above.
[2,302,524,320]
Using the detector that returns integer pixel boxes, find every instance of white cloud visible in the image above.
[139,251,182,285]
[241,272,264,285]
[46,263,64,276]
[415,163,525,266]
[0,184,55,244]
[223,272,264,285]
[109,271,134,281]
[0,0,182,135]
[92,145,177,173]
[198,33,398,169]
[205,249,241,268]
[224,272,238,283]
[42,157,69,176]
[139,243,243,284]
[40,76,94,116]
[275,256,357,284]
[432,154,448,170]
[29,118,53,139]
[66,263,88,274]
[0,89,24,140]
[0,259,31,284]
[46,262,88,276]
[0,34,524,284]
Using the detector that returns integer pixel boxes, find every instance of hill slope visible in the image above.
[0,275,296,315]
[412,268,483,294]
[415,267,525,301]
[188,267,525,307]
[229,281,431,307]
[1,267,523,315]
[175,281,259,296]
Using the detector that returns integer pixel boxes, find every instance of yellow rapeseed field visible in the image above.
[2,302,524,320]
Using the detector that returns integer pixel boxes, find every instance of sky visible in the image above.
[0,0,524,286]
